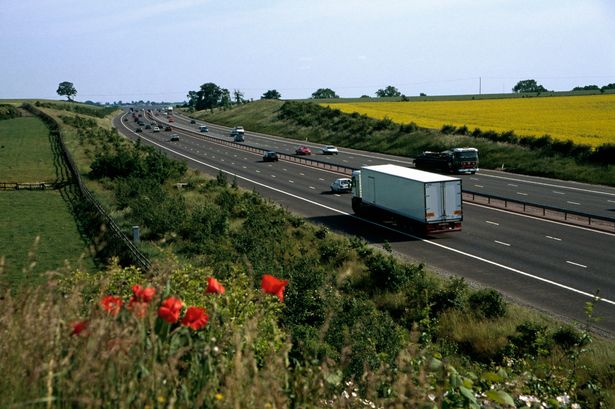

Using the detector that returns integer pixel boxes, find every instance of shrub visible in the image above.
[454,125,469,135]
[505,321,553,358]
[467,288,507,319]
[429,276,468,315]
[441,124,456,134]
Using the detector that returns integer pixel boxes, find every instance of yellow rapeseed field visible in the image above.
[326,94,615,148]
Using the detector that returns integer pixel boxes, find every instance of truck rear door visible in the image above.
[443,180,462,221]
[424,183,442,222]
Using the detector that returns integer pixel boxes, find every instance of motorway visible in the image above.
[116,110,615,336]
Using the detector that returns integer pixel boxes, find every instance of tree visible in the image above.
[311,88,339,99]
[512,79,548,93]
[261,89,281,100]
[375,85,401,98]
[187,83,225,111]
[57,81,77,101]
[572,85,599,91]
[233,89,245,104]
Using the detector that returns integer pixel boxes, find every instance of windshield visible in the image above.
[454,151,478,160]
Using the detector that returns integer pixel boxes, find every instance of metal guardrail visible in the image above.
[25,104,152,272]
[463,190,615,233]
[140,111,615,233]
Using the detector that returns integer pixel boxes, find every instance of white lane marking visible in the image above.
[318,178,324,181]
[567,201,580,205]
[474,184,484,188]
[300,172,305,176]
[608,200,615,203]
[546,235,562,241]
[494,240,511,247]
[118,124,615,308]
[553,191,565,195]
[479,173,615,197]
[242,166,247,169]
[466,202,615,237]
[271,175,276,178]
[470,177,479,181]
[566,261,587,268]
[507,183,518,187]
[289,180,294,183]
[309,186,315,189]
[485,220,499,226]
[283,168,287,171]
[255,170,261,173]
[516,192,528,196]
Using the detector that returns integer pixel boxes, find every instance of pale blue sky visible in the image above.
[2,0,614,103]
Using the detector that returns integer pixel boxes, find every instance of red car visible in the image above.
[295,146,311,155]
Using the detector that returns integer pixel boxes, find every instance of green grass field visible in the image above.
[0,116,57,183]
[0,113,95,287]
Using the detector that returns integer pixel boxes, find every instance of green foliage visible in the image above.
[56,81,77,101]
[311,88,339,99]
[505,321,553,358]
[261,89,282,99]
[512,79,548,93]
[0,104,21,120]
[375,85,401,98]
[187,82,231,111]
[468,288,507,319]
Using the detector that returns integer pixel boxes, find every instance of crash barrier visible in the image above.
[0,182,68,190]
[24,104,151,272]
[142,111,615,233]
[463,190,615,233]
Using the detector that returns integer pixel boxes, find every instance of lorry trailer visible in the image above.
[351,164,462,234]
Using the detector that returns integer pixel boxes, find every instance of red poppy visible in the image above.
[100,295,123,316]
[261,274,289,302]
[131,285,156,303]
[158,296,183,324]
[206,277,225,295]
[181,306,209,330]
[71,320,89,336]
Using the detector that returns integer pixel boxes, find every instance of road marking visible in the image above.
[566,261,587,268]
[545,235,562,241]
[289,180,294,183]
[283,168,287,171]
[271,175,276,178]
[118,122,615,308]
[479,173,615,197]
[485,220,499,226]
[474,184,484,188]
[470,177,479,181]
[507,183,518,187]
[567,201,581,205]
[494,240,511,247]
[256,170,261,173]
[608,200,615,203]
[553,191,565,195]
[242,166,247,169]
[300,172,305,176]
[318,178,324,181]
[309,186,315,189]
[334,194,341,197]
[516,192,528,196]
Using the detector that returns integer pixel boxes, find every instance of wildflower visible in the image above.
[100,295,123,316]
[206,277,225,295]
[158,297,183,324]
[215,393,223,401]
[70,320,89,336]
[131,284,156,303]
[181,306,209,330]
[261,274,288,302]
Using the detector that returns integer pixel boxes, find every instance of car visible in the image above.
[168,117,174,122]
[190,119,196,124]
[145,124,151,130]
[164,126,172,131]
[295,146,311,155]
[330,178,352,193]
[153,127,160,132]
[322,145,339,155]
[170,134,180,141]
[135,127,143,133]
[199,125,209,132]
[230,126,245,137]
[263,151,279,162]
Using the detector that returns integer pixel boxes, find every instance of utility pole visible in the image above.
[479,76,482,95]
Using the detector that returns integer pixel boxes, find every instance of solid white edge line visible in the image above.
[118,114,615,307]
[566,261,588,268]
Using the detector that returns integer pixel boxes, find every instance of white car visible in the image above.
[152,127,160,132]
[322,145,339,155]
[330,178,352,192]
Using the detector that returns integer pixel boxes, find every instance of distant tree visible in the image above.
[186,83,226,110]
[360,95,370,98]
[375,85,401,98]
[57,81,77,101]
[601,83,615,91]
[572,85,600,91]
[261,89,281,99]
[512,79,548,93]
[220,88,232,108]
[420,92,427,97]
[311,88,339,99]
[233,89,245,104]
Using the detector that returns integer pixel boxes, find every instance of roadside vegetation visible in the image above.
[192,99,615,186]
[1,102,614,407]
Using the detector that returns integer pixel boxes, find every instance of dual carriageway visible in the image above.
[115,109,615,336]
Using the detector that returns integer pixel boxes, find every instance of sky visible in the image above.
[1,0,614,103]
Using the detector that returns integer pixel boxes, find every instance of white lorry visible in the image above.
[351,164,462,234]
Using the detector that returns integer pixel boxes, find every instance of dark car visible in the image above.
[263,151,279,162]
[170,134,180,141]
[190,119,196,124]
[164,126,172,131]
[135,127,143,133]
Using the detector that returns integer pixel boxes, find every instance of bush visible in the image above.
[441,124,456,134]
[505,321,553,358]
[467,288,507,319]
